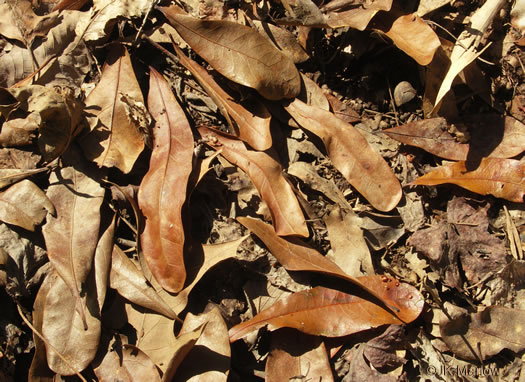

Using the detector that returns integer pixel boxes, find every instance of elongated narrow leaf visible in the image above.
[37,271,101,375]
[229,277,424,341]
[412,158,525,203]
[92,209,115,313]
[82,45,145,173]
[237,216,418,322]
[199,127,308,237]
[285,99,401,211]
[138,67,194,293]
[42,148,105,319]
[384,116,525,161]
[159,6,301,100]
[110,245,179,320]
[174,44,272,151]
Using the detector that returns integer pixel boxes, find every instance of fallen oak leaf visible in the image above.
[285,99,401,212]
[229,277,424,341]
[159,6,301,100]
[411,158,525,203]
[137,67,194,293]
[199,127,308,237]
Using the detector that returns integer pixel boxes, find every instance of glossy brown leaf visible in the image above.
[440,306,525,361]
[38,271,101,375]
[174,44,272,151]
[82,45,145,173]
[0,180,54,231]
[384,116,525,161]
[110,245,179,320]
[412,158,525,203]
[137,67,194,293]
[229,276,424,341]
[159,6,301,100]
[237,217,418,321]
[285,99,401,211]
[199,127,308,237]
[266,329,334,382]
[42,148,105,322]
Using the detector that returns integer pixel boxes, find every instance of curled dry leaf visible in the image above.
[440,305,525,361]
[159,6,301,100]
[237,217,419,322]
[266,329,334,382]
[82,45,145,174]
[36,271,101,375]
[174,44,272,151]
[199,127,308,237]
[0,179,54,231]
[411,158,525,203]
[175,307,231,381]
[110,245,179,320]
[285,99,402,212]
[42,148,105,323]
[138,67,194,293]
[229,275,424,341]
[384,115,525,161]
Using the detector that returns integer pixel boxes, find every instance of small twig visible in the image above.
[133,0,159,48]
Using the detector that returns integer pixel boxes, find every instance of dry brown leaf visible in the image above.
[511,0,525,32]
[266,329,334,382]
[372,11,441,66]
[159,6,301,100]
[323,0,391,30]
[285,99,402,212]
[199,127,308,237]
[0,115,38,147]
[137,67,194,293]
[384,115,525,161]
[93,341,161,382]
[0,180,54,231]
[92,210,115,313]
[440,305,525,361]
[110,245,179,320]
[411,158,525,203]
[37,271,101,375]
[229,276,424,341]
[174,45,272,151]
[42,148,105,323]
[175,307,231,381]
[324,206,373,277]
[237,217,418,321]
[82,45,145,173]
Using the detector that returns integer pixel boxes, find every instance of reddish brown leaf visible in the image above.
[199,127,308,237]
[412,158,525,203]
[137,67,194,293]
[384,116,525,161]
[82,45,145,173]
[229,276,424,341]
[266,329,334,382]
[237,217,419,322]
[159,6,301,100]
[285,99,401,211]
[174,44,272,151]
[42,148,105,323]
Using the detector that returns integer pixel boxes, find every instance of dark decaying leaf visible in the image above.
[82,45,145,173]
[285,99,402,211]
[412,157,525,203]
[159,6,301,100]
[174,44,272,151]
[266,328,334,382]
[440,306,525,361]
[138,67,194,293]
[200,127,308,237]
[42,148,105,323]
[110,245,179,320]
[229,276,424,341]
[237,217,421,322]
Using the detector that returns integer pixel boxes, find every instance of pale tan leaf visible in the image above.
[160,6,301,100]
[92,209,115,313]
[161,325,205,382]
[82,45,145,173]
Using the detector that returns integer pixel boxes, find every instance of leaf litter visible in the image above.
[0,0,524,381]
